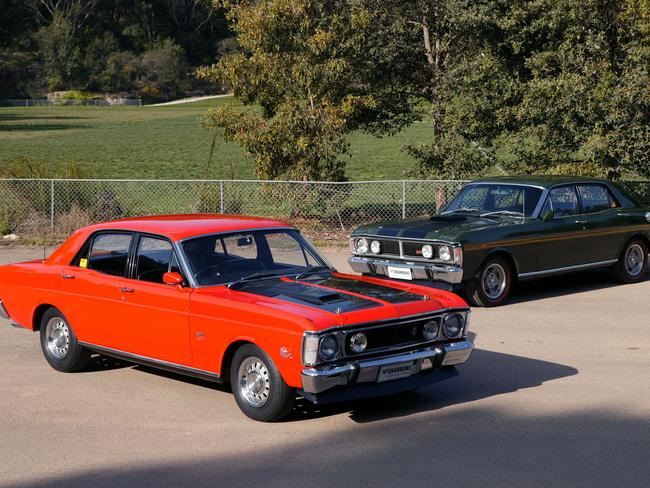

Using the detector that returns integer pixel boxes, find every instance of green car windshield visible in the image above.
[443,184,543,217]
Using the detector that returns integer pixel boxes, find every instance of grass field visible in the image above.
[0,97,438,180]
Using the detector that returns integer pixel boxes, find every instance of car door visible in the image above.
[115,234,193,366]
[58,232,134,347]
[536,185,591,270]
[576,183,630,263]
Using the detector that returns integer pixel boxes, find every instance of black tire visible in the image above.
[464,255,512,307]
[230,344,295,422]
[39,308,91,372]
[612,238,648,284]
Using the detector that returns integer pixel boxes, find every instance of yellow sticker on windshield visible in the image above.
[79,258,88,269]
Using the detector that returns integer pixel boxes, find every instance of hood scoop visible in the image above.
[429,214,467,222]
[276,290,344,306]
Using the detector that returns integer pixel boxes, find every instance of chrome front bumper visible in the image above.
[348,256,463,284]
[301,341,474,394]
[0,299,10,320]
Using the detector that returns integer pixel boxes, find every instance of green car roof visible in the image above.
[471,175,609,189]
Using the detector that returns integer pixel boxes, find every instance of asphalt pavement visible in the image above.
[0,246,648,487]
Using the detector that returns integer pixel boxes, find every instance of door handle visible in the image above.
[574,220,588,225]
[61,274,76,280]
[120,287,136,293]
[617,212,629,217]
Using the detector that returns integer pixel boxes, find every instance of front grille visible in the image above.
[343,316,444,356]
[373,239,399,256]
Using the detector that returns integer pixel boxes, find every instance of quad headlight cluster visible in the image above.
[302,312,468,366]
[353,237,461,263]
[422,312,467,341]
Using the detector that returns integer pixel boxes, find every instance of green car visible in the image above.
[348,176,650,306]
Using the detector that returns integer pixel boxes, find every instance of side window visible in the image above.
[222,233,258,260]
[135,236,175,284]
[266,232,319,267]
[544,186,579,218]
[88,234,132,277]
[577,185,618,213]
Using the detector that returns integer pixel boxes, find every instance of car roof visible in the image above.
[83,214,292,241]
[469,175,610,189]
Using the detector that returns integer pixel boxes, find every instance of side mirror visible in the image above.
[163,272,184,287]
[541,209,554,222]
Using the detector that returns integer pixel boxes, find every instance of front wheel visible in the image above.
[230,344,295,422]
[612,239,648,283]
[39,308,91,372]
[464,256,512,307]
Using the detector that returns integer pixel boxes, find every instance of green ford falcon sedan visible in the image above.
[348,176,650,307]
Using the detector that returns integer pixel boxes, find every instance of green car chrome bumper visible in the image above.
[348,255,464,284]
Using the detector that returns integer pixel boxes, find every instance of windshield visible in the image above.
[442,184,543,217]
[181,229,329,286]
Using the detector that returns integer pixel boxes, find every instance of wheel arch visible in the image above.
[481,247,519,280]
[32,304,59,331]
[620,232,650,256]
[220,339,255,384]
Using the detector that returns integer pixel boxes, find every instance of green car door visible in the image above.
[536,185,591,270]
[576,183,630,263]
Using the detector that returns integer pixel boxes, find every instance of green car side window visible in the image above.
[577,184,618,213]
[542,186,579,218]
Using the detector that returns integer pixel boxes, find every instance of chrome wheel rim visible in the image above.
[482,263,507,300]
[46,317,70,360]
[625,244,645,277]
[238,356,270,408]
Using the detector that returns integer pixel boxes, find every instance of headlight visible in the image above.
[319,334,340,362]
[355,238,369,254]
[421,244,434,259]
[423,320,440,340]
[349,332,367,353]
[442,313,464,338]
[370,240,381,254]
[438,245,451,261]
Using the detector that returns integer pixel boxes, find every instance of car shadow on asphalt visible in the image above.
[92,346,576,424]
[284,348,577,423]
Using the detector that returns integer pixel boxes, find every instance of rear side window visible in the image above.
[135,236,179,284]
[542,186,579,218]
[577,185,618,213]
[88,234,132,277]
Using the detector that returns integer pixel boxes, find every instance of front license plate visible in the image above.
[377,362,414,383]
[387,266,413,280]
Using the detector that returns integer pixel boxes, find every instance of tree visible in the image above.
[37,13,82,90]
[391,0,516,178]
[199,0,423,181]
[498,0,650,180]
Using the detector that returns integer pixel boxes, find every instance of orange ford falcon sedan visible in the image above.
[0,215,474,421]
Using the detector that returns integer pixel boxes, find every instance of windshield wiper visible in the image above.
[441,207,480,215]
[227,272,281,289]
[480,210,525,217]
[295,265,331,280]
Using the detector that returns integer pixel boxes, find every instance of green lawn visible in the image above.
[0,97,433,180]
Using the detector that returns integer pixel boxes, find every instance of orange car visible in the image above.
[0,215,474,421]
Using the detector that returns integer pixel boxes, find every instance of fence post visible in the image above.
[50,179,55,229]
[220,180,225,214]
[402,180,407,219]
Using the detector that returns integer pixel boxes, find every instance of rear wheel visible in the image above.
[39,308,90,372]
[612,239,648,283]
[464,256,512,307]
[230,344,295,422]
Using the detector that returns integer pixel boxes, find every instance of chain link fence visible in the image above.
[0,179,468,241]
[1,178,648,243]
